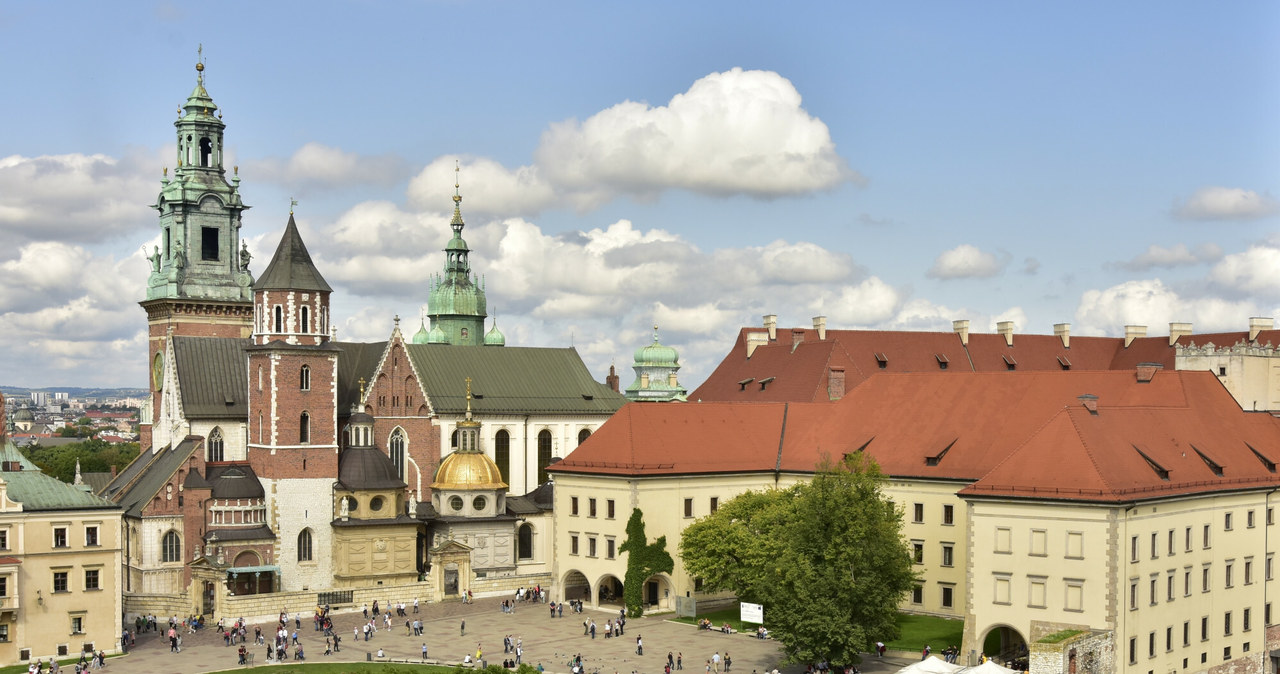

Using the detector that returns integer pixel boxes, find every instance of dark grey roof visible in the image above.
[253,214,332,292]
[101,437,201,517]
[80,472,115,496]
[338,447,406,490]
[414,502,439,520]
[404,345,625,415]
[507,482,554,515]
[332,341,387,412]
[207,463,265,499]
[205,525,274,542]
[173,336,249,418]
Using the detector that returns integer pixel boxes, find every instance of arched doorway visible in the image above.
[642,573,674,611]
[979,624,1028,670]
[562,570,590,603]
[596,573,624,607]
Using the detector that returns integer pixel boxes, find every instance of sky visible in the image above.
[1,1,1278,390]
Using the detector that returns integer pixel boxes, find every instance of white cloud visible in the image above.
[1114,242,1223,271]
[816,277,904,326]
[246,142,408,192]
[407,155,557,218]
[1074,278,1259,336]
[1208,242,1280,299]
[926,244,1008,279]
[0,152,158,244]
[1175,186,1279,221]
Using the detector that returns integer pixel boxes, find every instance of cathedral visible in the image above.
[102,59,625,620]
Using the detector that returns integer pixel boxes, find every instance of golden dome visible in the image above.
[432,451,507,491]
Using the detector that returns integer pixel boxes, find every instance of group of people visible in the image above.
[25,650,107,673]
[697,619,733,634]
[582,608,628,640]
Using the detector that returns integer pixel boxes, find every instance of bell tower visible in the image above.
[138,50,255,450]
[426,164,487,345]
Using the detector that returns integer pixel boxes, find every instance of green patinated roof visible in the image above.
[404,345,625,415]
[483,323,506,346]
[412,321,431,345]
[254,214,332,292]
[0,440,119,511]
[101,437,201,517]
[174,336,249,418]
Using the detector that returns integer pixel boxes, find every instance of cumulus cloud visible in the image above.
[926,244,1008,280]
[1113,242,1224,271]
[0,152,158,244]
[246,142,409,192]
[1074,279,1260,337]
[1174,186,1279,221]
[1207,242,1280,299]
[407,155,557,217]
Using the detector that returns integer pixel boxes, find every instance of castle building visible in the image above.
[102,59,624,622]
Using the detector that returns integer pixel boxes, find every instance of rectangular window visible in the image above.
[1267,603,1273,626]
[1167,572,1175,601]
[1225,512,1233,531]
[71,616,84,635]
[710,497,719,513]
[942,504,954,525]
[1185,526,1193,552]
[53,571,68,593]
[588,498,597,517]
[1128,637,1136,665]
[940,584,954,609]
[911,585,923,604]
[588,537,597,557]
[1245,558,1254,584]
[683,498,693,518]
[912,541,924,564]
[1243,607,1251,632]
[1131,535,1139,562]
[1148,631,1155,658]
[570,535,579,555]
[0,624,6,642]
[0,576,6,597]
[1203,524,1211,549]
[941,544,954,567]
[1247,509,1256,528]
[0,530,6,550]
[606,539,615,560]
[1268,554,1274,581]
[1065,531,1083,559]
[1129,579,1138,610]
[1203,565,1211,592]
[1225,560,1234,588]
[1028,578,1046,608]
[1224,611,1232,636]
[201,226,219,261]
[606,500,615,519]
[1201,616,1209,641]
[571,497,579,516]
[1149,576,1158,606]
[53,527,68,548]
[85,526,98,547]
[1182,620,1190,647]
[1184,568,1192,596]
[1151,532,1158,559]
[1168,529,1175,556]
[994,575,1011,605]
[913,503,924,523]
[84,569,99,591]
[1269,507,1275,526]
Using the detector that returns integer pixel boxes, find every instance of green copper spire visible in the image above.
[145,48,253,302]
[426,162,487,345]
[625,325,687,402]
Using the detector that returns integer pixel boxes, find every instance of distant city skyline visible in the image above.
[1,1,1277,388]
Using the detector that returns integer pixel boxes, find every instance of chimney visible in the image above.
[668,372,679,387]
[746,332,769,358]
[1135,362,1163,383]
[605,365,620,393]
[639,373,650,389]
[1168,322,1193,346]
[763,314,777,341]
[828,366,846,401]
[1078,394,1099,414]
[791,328,805,352]
[1054,323,1070,349]
[1124,325,1147,348]
[813,316,827,341]
[111,465,118,477]
[996,321,1015,347]
[953,319,970,347]
[1249,317,1274,342]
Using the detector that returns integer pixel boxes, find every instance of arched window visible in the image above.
[161,530,181,563]
[300,365,311,391]
[494,430,510,486]
[518,523,533,560]
[451,429,459,450]
[207,427,224,462]
[273,306,283,334]
[389,428,406,480]
[537,430,553,485]
[199,137,213,167]
[299,412,310,444]
[301,306,310,333]
[578,428,591,445]
[297,528,313,562]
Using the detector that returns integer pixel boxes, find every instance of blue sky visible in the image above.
[1,1,1278,388]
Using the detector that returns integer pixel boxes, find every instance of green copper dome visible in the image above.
[427,324,449,344]
[633,327,679,367]
[412,319,431,345]
[424,169,487,345]
[484,322,506,347]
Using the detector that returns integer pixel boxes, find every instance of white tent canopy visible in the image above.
[959,661,1018,674]
[895,656,964,674]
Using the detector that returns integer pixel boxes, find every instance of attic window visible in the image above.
[758,376,776,391]
[1057,355,1072,370]
[1191,445,1224,477]
[738,378,755,391]
[472,393,484,399]
[581,394,593,401]
[1002,354,1017,370]
[1246,443,1276,473]
[1132,445,1170,481]
[875,353,888,369]
[935,354,949,370]
[925,438,957,467]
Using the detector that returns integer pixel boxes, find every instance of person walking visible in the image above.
[725,652,732,672]
[461,620,466,636]
[678,652,683,670]
[636,634,644,656]
[422,643,429,661]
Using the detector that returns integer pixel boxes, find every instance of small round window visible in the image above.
[449,496,464,511]
[472,496,487,511]
[370,496,384,512]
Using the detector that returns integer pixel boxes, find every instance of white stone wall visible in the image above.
[138,515,184,594]
[265,477,335,591]
[439,414,611,494]
[189,419,248,461]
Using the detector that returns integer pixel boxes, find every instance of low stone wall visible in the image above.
[1028,629,1113,674]
[124,592,193,621]
[222,580,435,624]
[470,572,553,599]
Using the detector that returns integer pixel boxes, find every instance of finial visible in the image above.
[290,198,298,214]
[234,165,239,176]
[359,377,366,400]
[653,324,660,343]
[163,167,168,178]
[394,314,401,329]
[196,44,205,83]
[453,160,462,205]
[464,376,473,421]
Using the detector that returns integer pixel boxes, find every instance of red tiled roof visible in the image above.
[0,557,21,565]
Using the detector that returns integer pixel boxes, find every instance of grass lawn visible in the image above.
[669,603,763,635]
[670,603,963,653]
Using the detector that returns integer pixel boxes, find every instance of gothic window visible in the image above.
[577,428,591,445]
[494,430,510,486]
[301,306,310,333]
[299,412,310,444]
[207,427,224,462]
[300,365,311,391]
[274,306,283,334]
[537,430,553,485]
[518,523,533,560]
[201,227,219,261]
[389,429,406,480]
[297,529,313,562]
[161,530,181,563]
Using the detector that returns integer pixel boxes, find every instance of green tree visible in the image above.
[679,452,916,665]
[619,508,674,618]
[22,438,139,482]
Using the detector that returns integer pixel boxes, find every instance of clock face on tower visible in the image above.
[152,352,165,390]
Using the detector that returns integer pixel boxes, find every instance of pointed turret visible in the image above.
[252,211,332,346]
[426,163,487,345]
[254,214,332,293]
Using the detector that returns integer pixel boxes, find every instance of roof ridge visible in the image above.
[1062,406,1118,494]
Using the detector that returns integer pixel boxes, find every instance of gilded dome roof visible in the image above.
[432,450,507,491]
